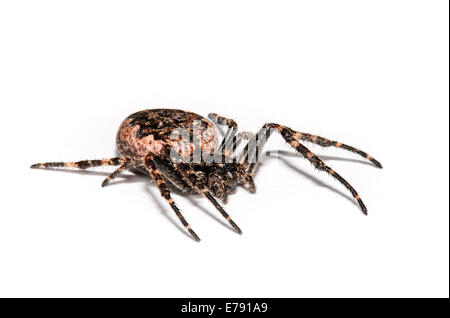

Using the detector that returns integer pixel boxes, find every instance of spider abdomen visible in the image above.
[116,109,217,163]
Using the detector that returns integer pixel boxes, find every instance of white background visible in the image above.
[0,1,448,297]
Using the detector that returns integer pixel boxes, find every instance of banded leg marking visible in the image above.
[30,157,126,169]
[289,130,382,168]
[101,162,132,187]
[145,155,200,241]
[162,156,242,234]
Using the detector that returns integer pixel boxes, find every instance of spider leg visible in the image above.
[232,131,254,158]
[101,161,133,187]
[236,131,254,143]
[153,158,194,193]
[241,123,369,214]
[174,163,242,234]
[208,113,238,130]
[241,124,382,172]
[144,154,201,241]
[201,116,255,192]
[157,149,242,233]
[218,126,238,156]
[208,113,241,160]
[236,165,256,193]
[217,130,256,161]
[287,129,382,168]
[207,113,256,160]
[30,157,127,169]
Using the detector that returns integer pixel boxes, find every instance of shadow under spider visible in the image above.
[144,185,192,240]
[35,166,230,239]
[134,168,231,231]
[263,150,360,210]
[34,167,146,185]
[272,150,374,167]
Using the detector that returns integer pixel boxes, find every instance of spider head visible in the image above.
[206,164,241,203]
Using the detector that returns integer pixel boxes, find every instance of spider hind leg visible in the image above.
[30,157,127,169]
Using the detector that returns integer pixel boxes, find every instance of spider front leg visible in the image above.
[144,154,201,241]
[152,159,194,194]
[208,113,255,161]
[236,165,256,193]
[242,125,382,174]
[233,131,254,158]
[156,147,242,234]
[173,162,242,234]
[208,113,238,130]
[241,124,371,214]
[208,112,238,159]
[287,129,383,168]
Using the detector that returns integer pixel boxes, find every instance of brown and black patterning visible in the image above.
[31,108,382,241]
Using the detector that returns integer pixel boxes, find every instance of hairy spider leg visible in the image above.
[157,146,242,234]
[287,129,383,168]
[205,113,256,192]
[241,123,370,214]
[218,127,238,159]
[152,158,193,193]
[173,163,242,234]
[208,112,239,160]
[101,161,133,187]
[241,126,382,174]
[220,130,258,160]
[236,165,256,193]
[221,130,255,161]
[238,127,268,170]
[208,112,238,129]
[234,131,254,149]
[208,113,254,161]
[145,154,201,241]
[30,157,127,169]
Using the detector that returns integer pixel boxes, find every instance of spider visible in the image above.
[30,109,382,241]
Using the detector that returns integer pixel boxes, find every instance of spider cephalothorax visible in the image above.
[31,108,382,241]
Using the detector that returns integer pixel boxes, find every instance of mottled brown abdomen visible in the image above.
[116,109,217,163]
